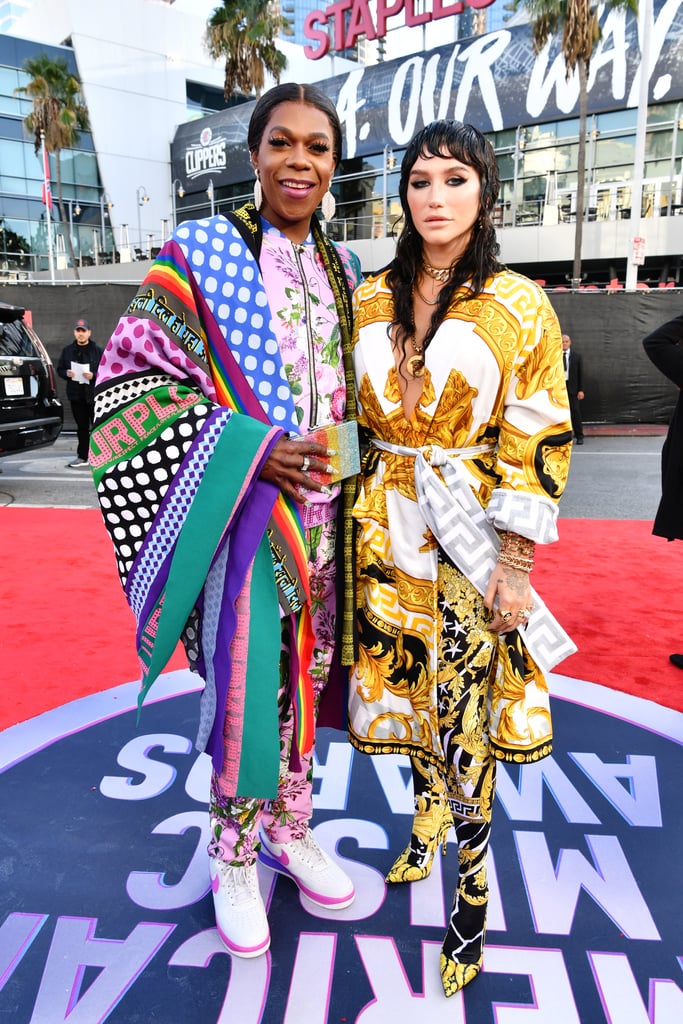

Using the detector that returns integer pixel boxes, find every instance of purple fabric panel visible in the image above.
[192,590,206,679]
[209,565,250,789]
[204,472,280,771]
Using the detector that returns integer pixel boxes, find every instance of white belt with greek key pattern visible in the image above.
[369,438,576,672]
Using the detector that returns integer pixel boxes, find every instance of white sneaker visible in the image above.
[259,829,355,909]
[209,859,270,958]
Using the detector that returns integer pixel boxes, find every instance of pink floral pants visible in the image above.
[208,515,337,866]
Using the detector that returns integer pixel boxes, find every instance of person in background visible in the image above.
[642,312,683,668]
[562,332,585,443]
[56,318,102,468]
[348,120,573,997]
[90,83,361,958]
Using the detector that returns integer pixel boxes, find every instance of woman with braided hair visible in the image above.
[348,120,574,995]
[91,83,361,959]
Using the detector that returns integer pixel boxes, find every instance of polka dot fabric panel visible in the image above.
[175,217,300,431]
[97,402,212,584]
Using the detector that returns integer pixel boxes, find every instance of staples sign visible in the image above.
[304,0,496,59]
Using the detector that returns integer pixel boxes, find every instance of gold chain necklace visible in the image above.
[406,335,425,378]
[415,283,440,306]
[422,259,453,283]
[410,277,438,375]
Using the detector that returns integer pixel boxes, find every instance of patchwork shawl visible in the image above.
[91,211,356,798]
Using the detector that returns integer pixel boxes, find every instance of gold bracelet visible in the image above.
[499,530,536,559]
[498,553,534,572]
[498,530,535,572]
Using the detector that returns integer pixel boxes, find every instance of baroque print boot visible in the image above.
[386,759,454,884]
[439,824,489,996]
[434,554,497,994]
[439,875,487,995]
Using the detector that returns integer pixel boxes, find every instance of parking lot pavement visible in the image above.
[0,433,98,509]
[0,429,666,519]
[559,433,664,520]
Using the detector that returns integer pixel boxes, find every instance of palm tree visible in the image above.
[205,0,290,101]
[16,55,90,280]
[510,0,638,286]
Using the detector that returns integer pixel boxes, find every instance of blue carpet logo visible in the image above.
[1,670,682,1022]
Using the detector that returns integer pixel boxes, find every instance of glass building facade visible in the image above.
[0,35,107,273]
[171,97,683,286]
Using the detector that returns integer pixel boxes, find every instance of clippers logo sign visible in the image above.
[185,126,227,181]
[1,670,682,1021]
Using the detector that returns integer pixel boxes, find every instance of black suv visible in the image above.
[0,302,63,456]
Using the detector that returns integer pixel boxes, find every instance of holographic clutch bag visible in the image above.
[293,419,360,483]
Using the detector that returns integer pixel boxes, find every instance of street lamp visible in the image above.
[382,145,395,237]
[171,178,184,228]
[207,178,215,217]
[512,125,527,225]
[136,185,150,252]
[100,191,113,261]
[625,0,652,292]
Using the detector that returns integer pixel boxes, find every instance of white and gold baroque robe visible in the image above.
[348,269,573,765]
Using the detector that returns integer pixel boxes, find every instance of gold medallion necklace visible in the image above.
[406,336,425,378]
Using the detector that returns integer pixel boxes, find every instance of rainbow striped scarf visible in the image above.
[143,219,317,764]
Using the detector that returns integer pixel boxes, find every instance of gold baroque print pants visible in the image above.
[426,555,499,963]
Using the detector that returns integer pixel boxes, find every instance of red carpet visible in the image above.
[0,507,185,729]
[1,508,681,731]
[533,518,683,711]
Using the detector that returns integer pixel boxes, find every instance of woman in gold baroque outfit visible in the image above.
[348,121,573,997]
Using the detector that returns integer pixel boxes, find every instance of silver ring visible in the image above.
[301,456,310,473]
[501,610,512,622]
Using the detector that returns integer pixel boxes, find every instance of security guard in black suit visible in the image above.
[562,333,584,444]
